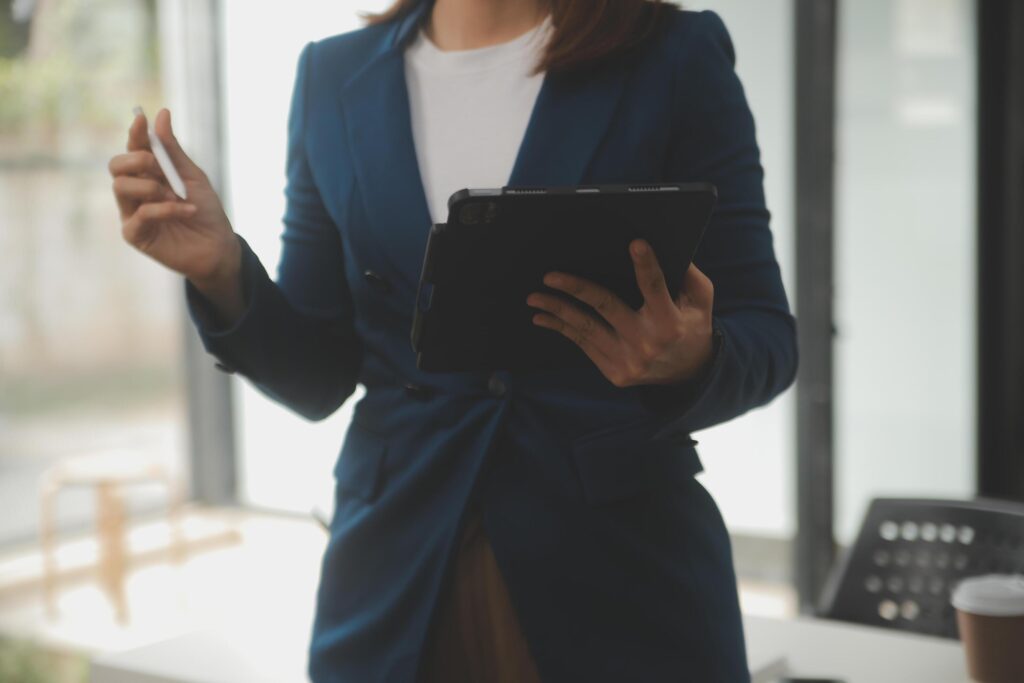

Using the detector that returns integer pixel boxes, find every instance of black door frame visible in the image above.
[977,0,1024,503]
[793,0,839,614]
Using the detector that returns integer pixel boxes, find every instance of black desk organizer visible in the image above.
[820,497,1024,639]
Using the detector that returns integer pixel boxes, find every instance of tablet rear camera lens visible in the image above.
[483,202,498,224]
[458,201,498,225]
[459,202,483,225]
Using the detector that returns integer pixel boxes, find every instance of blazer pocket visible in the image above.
[572,420,702,505]
[334,421,388,503]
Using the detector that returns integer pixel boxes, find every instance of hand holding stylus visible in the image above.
[527,240,716,387]
[108,108,244,324]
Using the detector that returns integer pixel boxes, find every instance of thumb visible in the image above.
[153,108,202,178]
[679,263,714,311]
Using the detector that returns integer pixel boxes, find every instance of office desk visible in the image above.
[743,615,967,682]
[91,614,968,683]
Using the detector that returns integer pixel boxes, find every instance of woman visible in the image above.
[108,0,796,680]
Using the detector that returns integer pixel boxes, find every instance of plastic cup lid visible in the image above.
[951,574,1024,617]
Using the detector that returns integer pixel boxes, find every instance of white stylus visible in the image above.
[132,105,188,200]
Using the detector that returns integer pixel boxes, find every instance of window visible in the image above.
[0,0,187,545]
[834,0,976,542]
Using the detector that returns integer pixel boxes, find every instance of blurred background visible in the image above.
[1,0,1022,681]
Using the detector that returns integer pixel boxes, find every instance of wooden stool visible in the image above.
[39,450,185,624]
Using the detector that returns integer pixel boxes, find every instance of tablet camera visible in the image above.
[459,201,498,225]
[483,201,498,224]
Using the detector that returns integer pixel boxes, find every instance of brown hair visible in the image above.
[363,0,667,74]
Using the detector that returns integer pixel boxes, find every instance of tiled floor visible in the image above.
[0,507,796,679]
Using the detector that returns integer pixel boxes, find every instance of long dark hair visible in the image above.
[363,0,667,74]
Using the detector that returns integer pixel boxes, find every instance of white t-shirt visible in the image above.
[403,15,553,225]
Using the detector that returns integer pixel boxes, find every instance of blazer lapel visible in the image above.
[339,0,631,285]
[508,59,630,187]
[340,47,433,287]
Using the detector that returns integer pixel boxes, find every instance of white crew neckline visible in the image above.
[406,14,552,74]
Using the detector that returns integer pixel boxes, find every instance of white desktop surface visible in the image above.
[91,614,968,683]
[743,615,967,682]
[89,617,309,683]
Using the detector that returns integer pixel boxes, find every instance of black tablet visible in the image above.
[411,182,717,372]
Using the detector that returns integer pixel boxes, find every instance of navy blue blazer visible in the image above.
[187,3,796,681]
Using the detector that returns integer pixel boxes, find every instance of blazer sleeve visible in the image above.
[636,10,798,436]
[185,41,362,421]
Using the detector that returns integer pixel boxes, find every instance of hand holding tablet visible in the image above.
[527,236,716,388]
[412,183,717,374]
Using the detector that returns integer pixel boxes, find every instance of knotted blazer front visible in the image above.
[186,3,797,681]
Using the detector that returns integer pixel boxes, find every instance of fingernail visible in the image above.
[183,204,197,213]
[633,241,648,257]
[543,273,560,287]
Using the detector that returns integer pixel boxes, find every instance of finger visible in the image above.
[527,292,618,357]
[679,263,714,311]
[122,201,197,246]
[630,239,674,314]
[127,111,150,152]
[540,272,635,331]
[152,108,202,178]
[112,176,177,219]
[109,151,162,179]
[532,312,619,373]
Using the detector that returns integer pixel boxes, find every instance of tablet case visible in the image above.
[411,183,717,372]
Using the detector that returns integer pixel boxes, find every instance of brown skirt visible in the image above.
[419,507,543,683]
